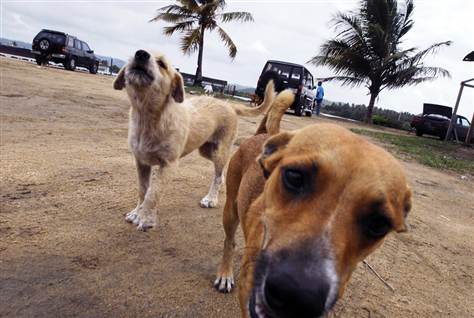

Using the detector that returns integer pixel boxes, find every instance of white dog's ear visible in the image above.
[258,131,295,178]
[113,67,126,90]
[172,71,185,103]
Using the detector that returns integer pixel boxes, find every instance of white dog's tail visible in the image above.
[232,81,275,117]
[255,89,295,135]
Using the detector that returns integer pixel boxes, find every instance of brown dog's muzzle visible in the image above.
[250,242,338,318]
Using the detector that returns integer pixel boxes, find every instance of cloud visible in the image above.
[249,40,269,55]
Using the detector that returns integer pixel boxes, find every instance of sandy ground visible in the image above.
[1,57,473,318]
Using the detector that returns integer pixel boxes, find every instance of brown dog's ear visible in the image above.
[113,67,126,90]
[258,131,295,178]
[172,71,185,103]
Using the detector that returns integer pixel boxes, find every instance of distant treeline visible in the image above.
[324,101,414,130]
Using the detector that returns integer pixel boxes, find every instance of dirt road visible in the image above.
[1,58,473,317]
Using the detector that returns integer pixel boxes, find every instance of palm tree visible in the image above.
[309,0,451,123]
[150,0,253,86]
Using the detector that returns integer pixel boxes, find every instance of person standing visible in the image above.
[314,81,324,116]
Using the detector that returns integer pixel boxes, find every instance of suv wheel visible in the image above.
[65,57,76,71]
[38,38,50,52]
[89,63,98,74]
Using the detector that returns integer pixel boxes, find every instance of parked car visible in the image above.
[255,60,315,116]
[31,29,99,74]
[411,103,471,141]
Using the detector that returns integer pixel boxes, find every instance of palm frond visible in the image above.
[180,28,201,55]
[150,13,186,23]
[310,54,371,79]
[199,0,225,20]
[213,0,227,10]
[332,12,369,51]
[219,11,254,23]
[163,20,196,36]
[397,0,414,41]
[311,39,373,77]
[384,41,451,80]
[150,5,197,22]
[177,0,199,11]
[407,41,452,65]
[216,26,237,58]
[383,65,450,89]
[322,75,369,88]
[382,47,416,63]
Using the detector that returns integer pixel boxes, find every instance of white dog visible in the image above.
[113,49,275,231]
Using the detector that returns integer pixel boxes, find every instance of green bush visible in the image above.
[372,114,390,126]
[323,101,414,131]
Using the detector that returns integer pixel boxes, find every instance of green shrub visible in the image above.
[372,114,390,126]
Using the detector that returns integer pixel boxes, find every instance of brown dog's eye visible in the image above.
[362,214,392,239]
[157,60,167,69]
[282,168,311,195]
[281,164,317,196]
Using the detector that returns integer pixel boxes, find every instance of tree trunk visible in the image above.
[193,25,205,87]
[365,93,377,124]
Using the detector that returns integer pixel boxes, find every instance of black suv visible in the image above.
[31,29,99,74]
[255,60,315,116]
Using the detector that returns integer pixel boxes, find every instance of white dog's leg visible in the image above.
[135,163,175,231]
[125,204,140,224]
[200,171,224,208]
[126,160,151,224]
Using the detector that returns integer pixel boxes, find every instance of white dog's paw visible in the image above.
[125,208,139,224]
[214,275,235,293]
[200,196,218,208]
[136,213,156,232]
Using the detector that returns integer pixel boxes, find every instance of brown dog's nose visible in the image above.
[263,263,329,318]
[135,50,150,63]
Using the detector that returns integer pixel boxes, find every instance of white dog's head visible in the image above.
[113,49,184,105]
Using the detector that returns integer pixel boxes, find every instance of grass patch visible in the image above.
[351,128,474,175]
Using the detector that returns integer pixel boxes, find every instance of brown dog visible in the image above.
[113,49,275,231]
[214,106,412,317]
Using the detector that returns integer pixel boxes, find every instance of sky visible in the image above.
[1,0,473,116]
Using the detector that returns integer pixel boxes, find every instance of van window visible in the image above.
[279,67,291,79]
[264,63,292,79]
[305,72,314,88]
[67,37,74,47]
[291,69,302,80]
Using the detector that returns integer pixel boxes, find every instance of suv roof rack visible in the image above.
[40,29,67,36]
